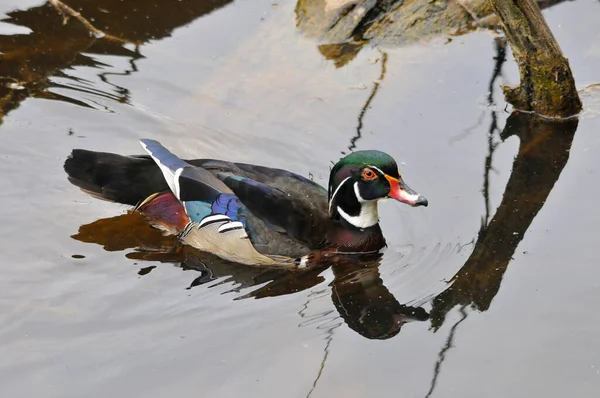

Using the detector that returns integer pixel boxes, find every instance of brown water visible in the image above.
[1,0,600,397]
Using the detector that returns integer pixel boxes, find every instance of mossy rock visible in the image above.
[295,0,496,46]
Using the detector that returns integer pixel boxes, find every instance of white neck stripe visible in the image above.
[337,202,379,229]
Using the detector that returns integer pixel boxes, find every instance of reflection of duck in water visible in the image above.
[71,211,313,292]
[72,213,429,339]
[64,139,427,269]
[331,259,429,339]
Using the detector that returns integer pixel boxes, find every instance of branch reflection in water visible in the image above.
[0,0,232,119]
[431,111,578,329]
[423,108,577,397]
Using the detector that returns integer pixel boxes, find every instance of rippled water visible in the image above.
[1,0,600,397]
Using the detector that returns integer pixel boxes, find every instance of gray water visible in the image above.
[1,0,599,397]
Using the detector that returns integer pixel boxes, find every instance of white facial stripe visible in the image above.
[329,176,351,214]
[353,181,370,203]
[367,164,386,176]
[337,202,379,229]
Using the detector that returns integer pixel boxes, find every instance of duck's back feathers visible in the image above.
[140,139,233,204]
[65,141,334,261]
[186,159,329,247]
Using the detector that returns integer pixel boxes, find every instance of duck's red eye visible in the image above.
[362,168,377,180]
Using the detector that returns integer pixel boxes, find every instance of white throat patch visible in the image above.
[336,182,380,228]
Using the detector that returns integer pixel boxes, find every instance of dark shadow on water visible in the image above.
[0,0,232,120]
[72,211,429,339]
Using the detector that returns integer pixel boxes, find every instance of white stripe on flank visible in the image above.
[328,176,351,215]
[199,214,231,228]
[217,221,246,234]
[179,221,199,238]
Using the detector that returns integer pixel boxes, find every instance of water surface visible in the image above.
[1,0,600,397]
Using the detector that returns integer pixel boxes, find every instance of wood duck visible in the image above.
[64,139,427,269]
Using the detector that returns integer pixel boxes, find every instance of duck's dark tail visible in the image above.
[64,149,169,206]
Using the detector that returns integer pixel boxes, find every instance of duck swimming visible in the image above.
[64,140,427,269]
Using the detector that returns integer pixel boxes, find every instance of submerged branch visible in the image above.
[48,0,136,45]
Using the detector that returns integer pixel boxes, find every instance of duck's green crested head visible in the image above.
[329,150,399,193]
[327,150,427,227]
